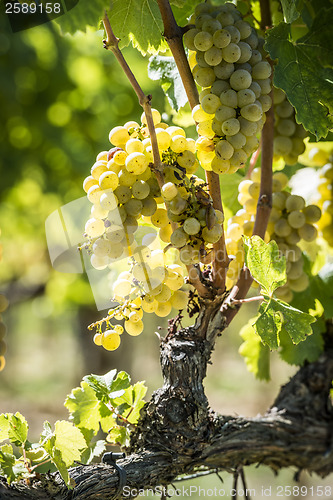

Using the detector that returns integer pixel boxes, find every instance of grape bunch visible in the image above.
[273,87,308,165]
[0,230,8,372]
[224,168,321,300]
[184,1,272,174]
[161,167,224,265]
[82,110,207,349]
[316,159,333,247]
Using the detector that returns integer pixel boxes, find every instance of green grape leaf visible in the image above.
[265,14,333,139]
[279,318,325,365]
[53,421,87,467]
[254,299,284,350]
[107,0,165,55]
[40,420,86,487]
[0,444,28,484]
[280,0,301,23]
[254,298,315,349]
[239,320,270,381]
[0,412,28,447]
[170,0,200,25]
[83,369,130,401]
[148,56,188,111]
[81,439,106,465]
[243,236,287,296]
[55,0,110,35]
[112,381,147,424]
[65,381,115,434]
[106,425,130,447]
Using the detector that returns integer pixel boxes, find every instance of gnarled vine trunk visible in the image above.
[1,306,332,499]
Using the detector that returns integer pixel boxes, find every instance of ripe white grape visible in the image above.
[240,103,263,122]
[220,89,238,108]
[303,205,321,223]
[204,46,223,66]
[229,69,252,90]
[102,331,121,351]
[222,43,241,63]
[85,218,105,238]
[298,223,317,242]
[183,217,201,235]
[113,279,132,297]
[109,126,130,147]
[221,118,240,136]
[252,60,272,79]
[287,210,306,229]
[170,227,188,248]
[132,180,150,200]
[125,319,144,336]
[201,93,221,114]
[212,29,231,48]
[125,152,149,175]
[215,139,234,160]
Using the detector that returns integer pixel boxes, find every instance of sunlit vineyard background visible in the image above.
[0,14,332,497]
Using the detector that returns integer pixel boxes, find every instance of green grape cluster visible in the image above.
[316,158,333,246]
[0,231,8,371]
[161,167,224,265]
[82,111,199,348]
[273,87,308,165]
[224,168,321,300]
[184,1,272,174]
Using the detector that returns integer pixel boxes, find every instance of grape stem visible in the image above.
[102,12,162,178]
[246,142,261,179]
[156,0,229,293]
[259,0,272,29]
[229,295,265,305]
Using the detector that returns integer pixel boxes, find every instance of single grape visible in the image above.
[184,217,201,235]
[303,205,321,223]
[229,69,252,90]
[287,210,306,229]
[298,223,317,242]
[285,194,306,212]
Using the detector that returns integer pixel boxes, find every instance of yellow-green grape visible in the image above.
[85,218,105,238]
[170,290,188,310]
[113,279,132,298]
[125,152,149,175]
[125,319,144,336]
[109,126,130,147]
[140,108,161,126]
[273,87,308,164]
[93,332,103,346]
[114,324,124,335]
[155,301,172,318]
[102,330,121,351]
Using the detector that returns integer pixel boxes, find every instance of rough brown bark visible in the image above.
[1,307,332,499]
